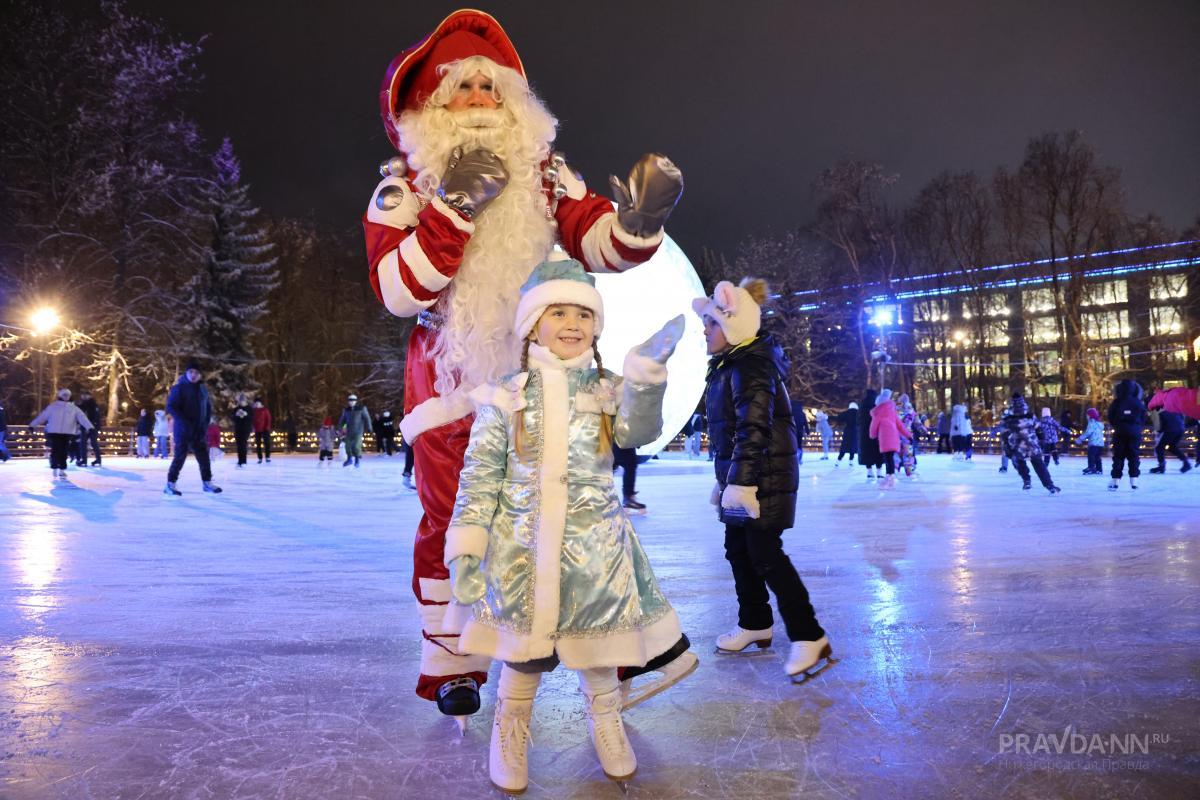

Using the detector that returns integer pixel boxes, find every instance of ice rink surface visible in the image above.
[2,450,1197,799]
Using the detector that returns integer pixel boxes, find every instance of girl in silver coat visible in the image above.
[442,258,685,794]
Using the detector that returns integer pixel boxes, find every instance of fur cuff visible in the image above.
[622,350,667,385]
[399,391,474,443]
[445,524,489,565]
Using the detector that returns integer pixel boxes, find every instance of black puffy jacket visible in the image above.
[1107,379,1146,437]
[705,334,798,530]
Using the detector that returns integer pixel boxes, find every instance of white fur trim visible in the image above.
[429,195,475,234]
[417,577,452,603]
[610,218,665,250]
[513,279,605,341]
[467,374,528,414]
[399,391,474,443]
[721,484,761,519]
[442,601,474,638]
[366,176,421,229]
[416,601,447,628]
[458,607,683,669]
[580,213,664,273]
[530,367,569,645]
[420,635,491,677]
[398,233,452,293]
[621,350,667,385]
[445,524,489,564]
[377,250,434,317]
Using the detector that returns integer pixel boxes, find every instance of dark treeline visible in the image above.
[0,1,411,425]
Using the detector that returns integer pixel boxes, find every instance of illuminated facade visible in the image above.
[861,240,1200,414]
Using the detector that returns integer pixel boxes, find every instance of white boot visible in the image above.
[715,626,773,653]
[1108,479,1119,491]
[785,636,833,677]
[1129,475,1138,490]
[489,697,533,795]
[880,474,895,489]
[585,688,636,781]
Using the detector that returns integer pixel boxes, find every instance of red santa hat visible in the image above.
[379,9,525,150]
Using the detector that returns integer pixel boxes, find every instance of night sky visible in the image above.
[124,0,1200,262]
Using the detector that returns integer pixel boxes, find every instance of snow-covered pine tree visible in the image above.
[177,138,278,405]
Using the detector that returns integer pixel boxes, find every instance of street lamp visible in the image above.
[867,303,900,388]
[29,306,61,404]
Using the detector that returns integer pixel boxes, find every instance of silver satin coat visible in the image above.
[446,351,683,668]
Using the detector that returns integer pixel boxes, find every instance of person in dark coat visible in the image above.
[75,389,103,466]
[1036,407,1072,466]
[936,410,951,453]
[379,410,397,456]
[696,277,830,678]
[790,399,809,464]
[230,393,254,467]
[1002,394,1059,494]
[857,390,881,479]
[835,402,859,465]
[1148,395,1191,474]
[135,408,153,458]
[284,414,298,452]
[164,361,221,495]
[1107,378,1147,490]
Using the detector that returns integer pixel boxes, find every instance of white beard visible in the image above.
[398,106,557,394]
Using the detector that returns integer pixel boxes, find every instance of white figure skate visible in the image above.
[715,627,774,654]
[786,636,835,683]
[618,649,699,710]
[489,697,533,795]
[586,688,636,789]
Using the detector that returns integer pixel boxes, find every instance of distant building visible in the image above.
[860,240,1199,414]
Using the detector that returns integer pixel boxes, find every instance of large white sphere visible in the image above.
[593,232,707,455]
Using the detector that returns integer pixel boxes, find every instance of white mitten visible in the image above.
[720,484,760,519]
[709,481,722,506]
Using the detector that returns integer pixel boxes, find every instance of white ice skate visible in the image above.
[879,474,896,490]
[618,650,699,710]
[586,688,636,785]
[715,626,773,654]
[489,697,533,795]
[1129,476,1138,490]
[786,636,835,683]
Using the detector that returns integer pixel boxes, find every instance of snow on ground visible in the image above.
[1,450,1197,798]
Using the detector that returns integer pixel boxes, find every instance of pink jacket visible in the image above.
[869,399,912,453]
[1147,387,1200,419]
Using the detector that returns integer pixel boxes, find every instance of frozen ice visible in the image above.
[1,450,1197,798]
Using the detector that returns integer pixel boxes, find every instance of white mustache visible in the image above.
[452,108,505,129]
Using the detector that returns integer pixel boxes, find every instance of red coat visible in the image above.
[252,406,272,433]
[206,424,222,448]
[1147,387,1200,419]
[868,399,912,454]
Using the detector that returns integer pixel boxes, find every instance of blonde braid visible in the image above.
[593,340,614,456]
[513,338,531,458]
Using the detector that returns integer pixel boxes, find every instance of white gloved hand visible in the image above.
[709,481,722,506]
[448,554,486,604]
[720,484,761,519]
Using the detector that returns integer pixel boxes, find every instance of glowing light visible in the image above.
[594,229,705,456]
[30,307,60,336]
[952,330,966,343]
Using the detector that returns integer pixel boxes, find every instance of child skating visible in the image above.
[1075,408,1106,475]
[1001,394,1060,494]
[869,389,911,490]
[1108,379,1147,490]
[695,277,833,682]
[815,410,833,459]
[442,259,689,794]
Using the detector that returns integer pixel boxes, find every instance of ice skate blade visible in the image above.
[454,715,468,736]
[790,657,836,684]
[714,639,773,655]
[620,651,699,711]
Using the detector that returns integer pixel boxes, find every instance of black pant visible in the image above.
[77,427,101,464]
[48,433,73,470]
[724,522,823,642]
[255,431,272,461]
[1086,445,1104,473]
[1155,430,1189,469]
[1013,455,1054,488]
[937,433,950,453]
[1041,445,1059,466]
[235,432,250,465]
[1110,430,1140,479]
[837,433,857,460]
[167,438,212,483]
[319,449,333,461]
[381,434,395,456]
[403,443,415,476]
[612,445,638,498]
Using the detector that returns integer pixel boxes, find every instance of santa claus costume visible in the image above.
[362,9,695,724]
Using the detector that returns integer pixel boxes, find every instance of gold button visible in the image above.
[559,474,568,484]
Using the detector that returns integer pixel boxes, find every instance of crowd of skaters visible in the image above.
[680,379,1200,496]
[20,360,419,494]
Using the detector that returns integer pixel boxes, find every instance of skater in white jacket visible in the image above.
[30,389,93,479]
